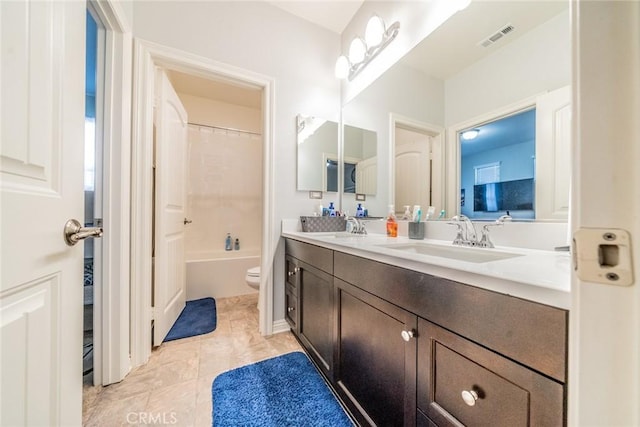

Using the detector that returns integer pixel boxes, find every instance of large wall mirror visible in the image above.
[296,115,338,192]
[341,0,570,221]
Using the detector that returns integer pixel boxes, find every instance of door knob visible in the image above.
[63,219,103,246]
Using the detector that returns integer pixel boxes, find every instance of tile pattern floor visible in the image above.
[83,293,302,426]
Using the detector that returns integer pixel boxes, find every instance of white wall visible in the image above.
[445,10,570,125]
[131,1,341,325]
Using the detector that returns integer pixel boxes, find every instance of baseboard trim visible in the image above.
[271,319,291,334]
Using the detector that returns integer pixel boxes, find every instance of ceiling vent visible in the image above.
[479,24,515,48]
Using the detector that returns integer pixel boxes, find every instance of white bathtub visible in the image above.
[186,250,260,300]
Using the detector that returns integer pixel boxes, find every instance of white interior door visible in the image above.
[153,69,188,345]
[395,135,431,212]
[1,1,85,425]
[535,85,571,221]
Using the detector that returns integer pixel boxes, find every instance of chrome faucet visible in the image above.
[346,216,367,235]
[478,214,512,248]
[448,215,478,246]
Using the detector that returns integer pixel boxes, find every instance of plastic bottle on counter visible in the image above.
[386,205,398,237]
[328,202,337,217]
[225,233,232,251]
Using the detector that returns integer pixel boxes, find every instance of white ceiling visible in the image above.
[400,0,569,80]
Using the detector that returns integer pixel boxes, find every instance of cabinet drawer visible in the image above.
[418,319,564,426]
[285,284,298,331]
[285,239,333,274]
[285,255,298,293]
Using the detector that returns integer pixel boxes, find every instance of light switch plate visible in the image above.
[573,228,634,286]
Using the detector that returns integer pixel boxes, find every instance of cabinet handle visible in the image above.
[401,329,415,342]
[287,267,300,277]
[287,306,295,312]
[461,389,479,406]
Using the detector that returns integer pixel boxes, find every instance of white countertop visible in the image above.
[282,225,571,310]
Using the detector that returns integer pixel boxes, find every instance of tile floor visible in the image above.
[83,293,302,426]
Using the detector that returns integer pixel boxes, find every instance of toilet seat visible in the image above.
[245,266,261,290]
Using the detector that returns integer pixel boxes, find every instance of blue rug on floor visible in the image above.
[163,297,217,342]
[212,352,353,427]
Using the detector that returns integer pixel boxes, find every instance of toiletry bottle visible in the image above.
[413,205,421,222]
[225,233,232,251]
[234,238,240,250]
[356,203,364,217]
[386,205,398,237]
[402,205,411,220]
[328,202,336,217]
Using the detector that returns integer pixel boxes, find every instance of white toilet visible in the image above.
[245,266,260,290]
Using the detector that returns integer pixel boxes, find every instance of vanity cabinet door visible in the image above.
[417,319,564,427]
[298,261,335,381]
[335,278,417,427]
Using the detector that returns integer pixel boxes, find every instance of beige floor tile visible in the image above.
[83,294,299,426]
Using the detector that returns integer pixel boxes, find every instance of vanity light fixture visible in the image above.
[462,129,480,140]
[335,15,400,81]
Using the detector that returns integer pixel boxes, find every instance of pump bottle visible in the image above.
[386,205,398,237]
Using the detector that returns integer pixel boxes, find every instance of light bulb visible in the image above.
[334,55,350,79]
[348,37,367,64]
[365,15,385,47]
[461,129,479,140]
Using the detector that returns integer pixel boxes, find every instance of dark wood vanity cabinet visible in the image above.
[334,278,417,427]
[284,238,568,427]
[284,240,335,381]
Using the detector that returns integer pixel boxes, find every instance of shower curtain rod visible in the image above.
[188,122,262,136]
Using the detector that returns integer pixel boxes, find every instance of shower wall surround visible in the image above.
[185,123,262,258]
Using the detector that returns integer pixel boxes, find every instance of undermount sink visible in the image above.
[376,242,524,263]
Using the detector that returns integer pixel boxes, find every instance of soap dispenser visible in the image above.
[386,205,398,237]
[234,238,240,250]
[356,203,364,217]
[225,233,232,251]
[328,202,337,217]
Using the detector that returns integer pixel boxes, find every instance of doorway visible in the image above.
[390,115,445,218]
[131,41,276,368]
[84,6,104,386]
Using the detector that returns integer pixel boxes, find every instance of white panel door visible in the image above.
[535,85,571,221]
[1,1,85,425]
[395,139,431,212]
[355,156,377,195]
[153,69,188,345]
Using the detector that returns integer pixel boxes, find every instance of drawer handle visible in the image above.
[287,306,295,312]
[287,267,300,277]
[401,329,415,342]
[461,389,479,406]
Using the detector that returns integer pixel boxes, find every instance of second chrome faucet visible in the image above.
[448,214,511,248]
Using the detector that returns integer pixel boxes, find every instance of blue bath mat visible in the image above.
[212,352,353,427]
[163,297,217,342]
